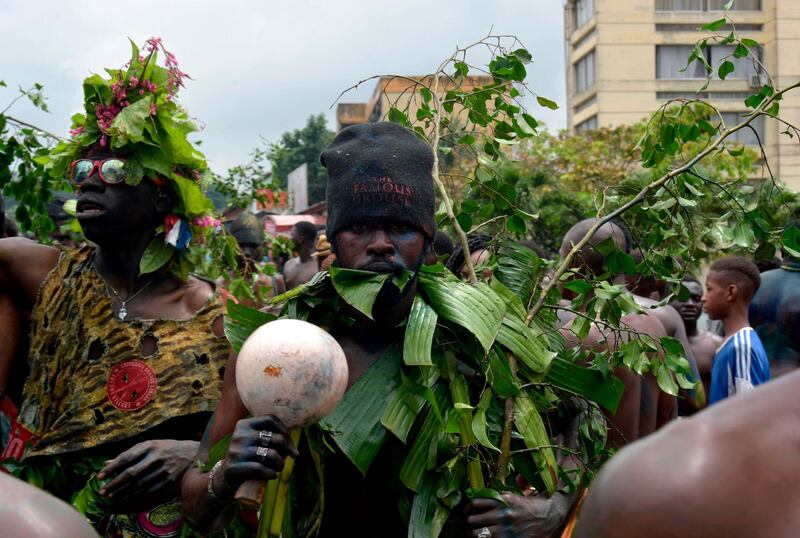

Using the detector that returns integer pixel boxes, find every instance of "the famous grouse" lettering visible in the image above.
[351,176,413,206]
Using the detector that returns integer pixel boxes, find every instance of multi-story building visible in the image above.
[336,75,494,131]
[564,0,800,189]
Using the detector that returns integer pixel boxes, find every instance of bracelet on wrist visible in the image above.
[207,460,233,503]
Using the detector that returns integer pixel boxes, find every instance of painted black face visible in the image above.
[334,219,426,274]
[74,151,167,242]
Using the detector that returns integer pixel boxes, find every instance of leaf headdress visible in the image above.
[38,37,220,278]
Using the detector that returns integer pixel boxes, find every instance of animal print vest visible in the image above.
[17,246,228,457]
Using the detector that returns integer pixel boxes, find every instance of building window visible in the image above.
[574,50,596,94]
[656,0,703,10]
[656,0,761,10]
[709,45,760,79]
[574,0,595,28]
[574,95,597,114]
[656,45,761,80]
[707,0,760,10]
[657,91,753,100]
[576,115,598,132]
[718,112,765,145]
[657,45,705,79]
[656,23,762,32]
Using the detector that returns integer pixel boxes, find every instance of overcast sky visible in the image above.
[0,0,566,173]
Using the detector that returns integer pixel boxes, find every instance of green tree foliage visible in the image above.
[268,114,334,205]
[0,81,64,238]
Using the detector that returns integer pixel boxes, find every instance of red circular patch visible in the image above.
[107,360,157,411]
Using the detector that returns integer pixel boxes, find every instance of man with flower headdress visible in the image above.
[0,38,230,536]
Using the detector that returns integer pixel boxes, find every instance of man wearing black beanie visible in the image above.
[185,123,572,537]
[184,122,439,536]
[322,121,437,248]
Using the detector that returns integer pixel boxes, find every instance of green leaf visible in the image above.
[702,18,727,32]
[506,214,526,234]
[201,434,232,471]
[454,61,469,77]
[471,390,499,451]
[224,300,276,352]
[466,487,508,505]
[727,145,746,156]
[71,473,112,524]
[408,476,450,538]
[171,175,213,217]
[400,370,445,425]
[109,96,152,146]
[457,134,475,145]
[139,235,175,274]
[400,385,448,491]
[487,347,521,398]
[495,240,542,303]
[563,279,593,294]
[387,107,411,127]
[717,60,735,80]
[569,314,591,341]
[419,87,433,103]
[745,92,766,109]
[514,393,557,493]
[404,295,438,366]
[782,225,800,258]
[419,273,506,352]
[594,236,617,256]
[733,43,749,59]
[536,96,559,110]
[456,211,472,232]
[497,314,555,373]
[521,113,539,132]
[513,48,533,63]
[650,197,677,212]
[319,346,402,475]
[655,364,679,396]
[156,107,202,167]
[381,383,425,444]
[732,221,756,248]
[63,199,78,217]
[544,356,624,413]
[741,38,759,48]
[329,267,392,320]
[82,74,111,105]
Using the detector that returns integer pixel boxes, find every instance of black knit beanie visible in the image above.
[321,122,436,241]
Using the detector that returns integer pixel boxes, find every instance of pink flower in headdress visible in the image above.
[193,216,222,228]
[96,103,122,131]
[146,37,163,53]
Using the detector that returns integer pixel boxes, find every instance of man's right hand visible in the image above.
[212,415,300,499]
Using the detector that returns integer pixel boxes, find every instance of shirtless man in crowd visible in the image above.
[670,275,722,398]
[283,220,320,290]
[558,220,675,446]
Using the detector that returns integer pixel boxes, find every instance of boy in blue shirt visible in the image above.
[703,256,770,404]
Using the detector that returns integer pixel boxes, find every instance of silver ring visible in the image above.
[255,446,270,462]
[475,528,491,538]
[259,430,273,446]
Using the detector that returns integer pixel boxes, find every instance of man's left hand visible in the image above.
[465,491,572,538]
[98,439,199,505]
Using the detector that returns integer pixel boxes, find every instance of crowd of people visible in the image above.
[1,44,798,538]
